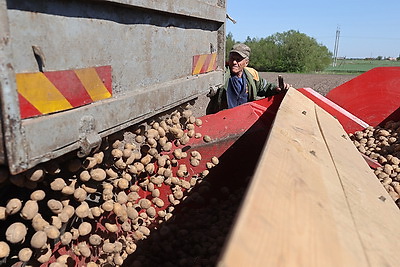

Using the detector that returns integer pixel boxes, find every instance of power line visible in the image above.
[333,27,340,67]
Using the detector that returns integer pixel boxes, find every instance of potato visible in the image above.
[145,163,155,175]
[117,191,128,204]
[60,232,73,245]
[51,216,62,229]
[75,202,90,218]
[30,190,46,201]
[117,179,129,190]
[105,223,119,233]
[78,222,92,236]
[18,247,32,262]
[77,242,91,257]
[56,255,71,264]
[114,158,126,169]
[146,207,156,218]
[90,168,107,181]
[90,207,103,217]
[6,222,27,243]
[48,199,63,214]
[6,198,22,215]
[162,142,172,152]
[74,187,87,202]
[127,206,139,220]
[140,155,153,165]
[32,214,50,231]
[36,244,52,263]
[203,135,212,142]
[102,242,115,253]
[27,168,44,182]
[79,170,91,182]
[195,118,203,126]
[0,241,10,258]
[20,200,39,220]
[82,182,97,194]
[114,253,124,265]
[93,151,104,164]
[50,178,66,191]
[44,225,60,239]
[126,241,137,255]
[211,156,219,165]
[0,207,6,221]
[139,199,152,209]
[105,168,118,179]
[63,205,75,219]
[30,230,47,249]
[89,234,102,246]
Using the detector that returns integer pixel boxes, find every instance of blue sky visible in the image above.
[226,0,400,58]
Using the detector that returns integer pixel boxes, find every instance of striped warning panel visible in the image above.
[17,66,112,119]
[192,53,217,75]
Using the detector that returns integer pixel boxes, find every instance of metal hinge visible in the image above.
[77,115,101,158]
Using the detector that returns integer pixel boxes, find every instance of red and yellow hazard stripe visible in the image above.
[192,53,217,75]
[17,66,112,119]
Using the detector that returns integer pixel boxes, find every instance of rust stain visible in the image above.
[6,63,14,71]
[1,36,9,45]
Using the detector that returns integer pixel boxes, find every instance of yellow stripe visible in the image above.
[16,73,73,114]
[206,53,217,72]
[74,68,111,101]
[193,55,207,75]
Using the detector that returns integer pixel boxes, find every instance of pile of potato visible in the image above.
[0,103,219,266]
[349,120,400,206]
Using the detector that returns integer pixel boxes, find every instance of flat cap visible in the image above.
[230,43,251,58]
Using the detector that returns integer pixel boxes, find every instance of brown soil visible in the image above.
[260,72,357,96]
[191,72,358,118]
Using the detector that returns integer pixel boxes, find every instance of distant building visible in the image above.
[388,57,397,61]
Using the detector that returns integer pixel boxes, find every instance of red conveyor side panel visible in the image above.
[326,67,400,127]
[297,88,369,133]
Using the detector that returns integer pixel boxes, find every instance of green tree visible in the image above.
[265,30,332,72]
[244,37,278,71]
[225,32,236,61]
[226,30,332,72]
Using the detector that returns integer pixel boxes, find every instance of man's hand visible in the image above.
[277,75,292,92]
[275,83,292,92]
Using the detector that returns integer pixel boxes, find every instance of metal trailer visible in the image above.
[0,0,226,175]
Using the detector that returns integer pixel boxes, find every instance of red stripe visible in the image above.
[192,56,200,74]
[44,70,93,107]
[95,66,112,95]
[18,93,42,119]
[200,55,212,73]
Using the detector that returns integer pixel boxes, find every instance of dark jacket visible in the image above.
[206,67,278,114]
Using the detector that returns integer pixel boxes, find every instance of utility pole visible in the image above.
[333,26,340,67]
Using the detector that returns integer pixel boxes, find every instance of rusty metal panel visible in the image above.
[0,0,225,174]
[0,0,27,170]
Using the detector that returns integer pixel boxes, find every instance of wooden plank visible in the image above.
[316,104,400,266]
[218,89,376,266]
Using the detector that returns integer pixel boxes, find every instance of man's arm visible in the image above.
[246,67,292,97]
[255,78,279,97]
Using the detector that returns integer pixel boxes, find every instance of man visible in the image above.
[206,43,290,114]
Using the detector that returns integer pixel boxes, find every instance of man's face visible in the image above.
[228,52,248,75]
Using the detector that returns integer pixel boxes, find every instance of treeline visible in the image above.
[226,30,332,73]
